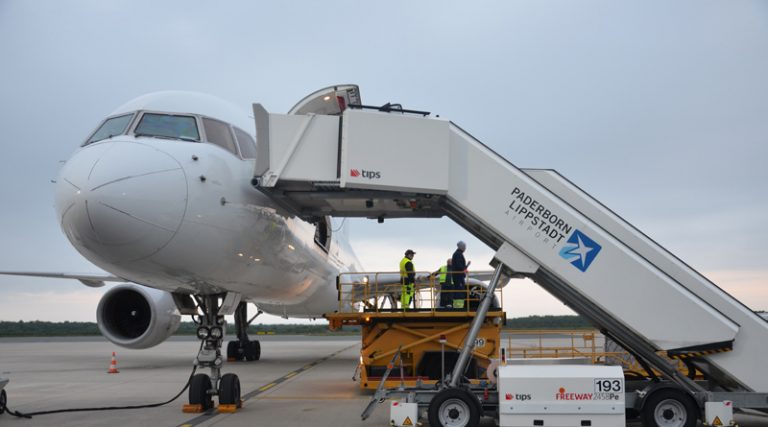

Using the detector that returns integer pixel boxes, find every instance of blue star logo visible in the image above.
[559,230,602,272]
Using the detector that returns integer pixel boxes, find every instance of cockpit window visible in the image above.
[234,127,256,159]
[87,113,134,144]
[202,117,237,155]
[135,113,200,141]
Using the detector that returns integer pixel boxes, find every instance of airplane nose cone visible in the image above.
[55,141,187,264]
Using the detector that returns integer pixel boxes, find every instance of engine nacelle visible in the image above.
[96,284,181,349]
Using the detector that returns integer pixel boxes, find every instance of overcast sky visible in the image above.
[1,1,766,324]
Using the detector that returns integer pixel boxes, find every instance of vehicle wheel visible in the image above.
[640,388,698,427]
[244,340,261,361]
[226,341,242,361]
[427,388,481,427]
[218,373,241,406]
[0,389,7,414]
[189,373,213,411]
[625,408,640,421]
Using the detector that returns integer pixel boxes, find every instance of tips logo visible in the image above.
[559,229,602,272]
[350,168,381,179]
[505,393,531,401]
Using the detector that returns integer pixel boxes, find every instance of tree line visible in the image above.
[0,321,356,337]
[505,315,591,329]
[0,315,592,337]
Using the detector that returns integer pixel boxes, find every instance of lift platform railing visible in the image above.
[504,329,606,363]
[336,270,503,315]
[504,329,705,380]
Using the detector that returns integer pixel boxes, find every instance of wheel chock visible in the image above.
[217,400,243,413]
[182,404,205,413]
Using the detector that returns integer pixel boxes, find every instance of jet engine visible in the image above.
[96,284,181,349]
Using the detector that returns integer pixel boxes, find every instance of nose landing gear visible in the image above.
[184,295,242,413]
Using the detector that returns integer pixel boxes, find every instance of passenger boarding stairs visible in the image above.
[251,85,768,394]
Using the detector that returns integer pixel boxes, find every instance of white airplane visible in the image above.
[0,85,368,409]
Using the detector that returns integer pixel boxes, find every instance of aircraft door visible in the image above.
[314,216,332,253]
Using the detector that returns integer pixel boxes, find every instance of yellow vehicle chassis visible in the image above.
[328,310,505,390]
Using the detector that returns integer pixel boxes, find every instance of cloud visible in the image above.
[702,270,768,312]
[1,1,767,325]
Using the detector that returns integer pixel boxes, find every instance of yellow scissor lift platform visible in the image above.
[326,271,505,390]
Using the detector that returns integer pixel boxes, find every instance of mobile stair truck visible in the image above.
[252,85,768,427]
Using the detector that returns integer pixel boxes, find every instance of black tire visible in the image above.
[427,388,481,427]
[0,389,7,415]
[244,340,261,361]
[218,373,241,406]
[640,388,698,427]
[226,341,242,361]
[189,374,213,411]
[625,408,640,421]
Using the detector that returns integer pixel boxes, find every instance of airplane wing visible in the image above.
[0,271,126,288]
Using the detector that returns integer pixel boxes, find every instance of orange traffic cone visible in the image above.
[107,351,120,374]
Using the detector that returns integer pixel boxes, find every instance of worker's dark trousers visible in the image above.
[439,283,452,307]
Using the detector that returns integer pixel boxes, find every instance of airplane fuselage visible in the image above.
[54,92,361,318]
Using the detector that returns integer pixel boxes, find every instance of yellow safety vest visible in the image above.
[400,257,414,281]
[438,265,448,283]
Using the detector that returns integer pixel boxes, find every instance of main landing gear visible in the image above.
[226,301,262,362]
[185,295,243,412]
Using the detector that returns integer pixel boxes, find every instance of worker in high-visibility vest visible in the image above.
[433,259,453,308]
[400,249,416,311]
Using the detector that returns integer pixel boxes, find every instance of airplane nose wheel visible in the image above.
[188,374,214,411]
[218,373,241,407]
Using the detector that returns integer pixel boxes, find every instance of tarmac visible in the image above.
[0,335,766,426]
